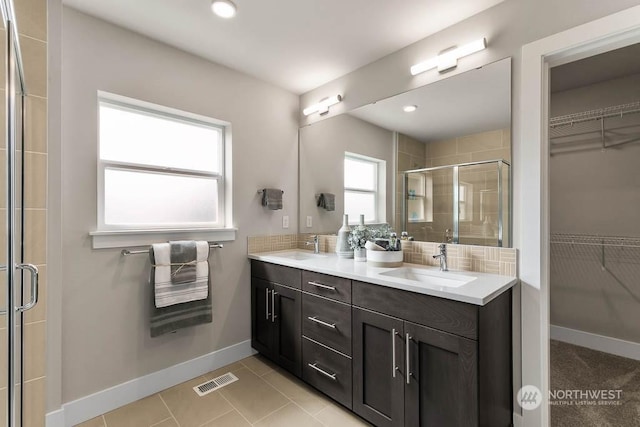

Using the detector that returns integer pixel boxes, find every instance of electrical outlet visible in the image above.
[282,215,289,229]
[306,216,313,228]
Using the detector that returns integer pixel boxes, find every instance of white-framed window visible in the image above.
[344,152,386,224]
[91,93,235,248]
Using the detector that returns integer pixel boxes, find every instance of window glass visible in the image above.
[99,103,221,173]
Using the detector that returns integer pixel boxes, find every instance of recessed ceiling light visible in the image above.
[211,0,237,18]
[403,105,418,113]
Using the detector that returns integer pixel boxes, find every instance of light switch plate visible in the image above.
[306,216,313,228]
[282,215,289,229]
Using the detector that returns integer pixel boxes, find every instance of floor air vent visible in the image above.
[193,372,238,396]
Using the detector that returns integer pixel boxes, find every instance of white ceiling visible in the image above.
[349,58,511,142]
[63,0,505,94]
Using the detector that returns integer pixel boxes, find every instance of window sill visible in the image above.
[89,227,237,249]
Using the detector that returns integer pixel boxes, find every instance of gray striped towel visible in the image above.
[152,241,209,308]
[149,246,212,337]
[261,188,283,210]
[317,193,336,211]
[170,240,197,284]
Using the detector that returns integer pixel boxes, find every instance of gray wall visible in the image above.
[550,73,640,343]
[299,114,394,234]
[57,8,299,404]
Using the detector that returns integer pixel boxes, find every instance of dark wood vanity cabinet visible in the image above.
[251,260,513,427]
[352,281,512,427]
[250,261,302,377]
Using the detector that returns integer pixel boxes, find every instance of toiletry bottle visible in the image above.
[389,232,397,250]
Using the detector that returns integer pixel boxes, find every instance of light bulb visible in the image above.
[211,0,237,18]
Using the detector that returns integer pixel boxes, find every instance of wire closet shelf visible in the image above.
[549,101,640,155]
[550,233,640,249]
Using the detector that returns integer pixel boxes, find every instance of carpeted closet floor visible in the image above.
[550,340,640,426]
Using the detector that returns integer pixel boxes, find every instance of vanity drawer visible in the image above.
[302,337,352,409]
[302,293,352,356]
[352,281,479,340]
[302,271,351,303]
[251,260,301,289]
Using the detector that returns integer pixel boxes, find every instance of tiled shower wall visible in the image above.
[0,0,48,425]
[249,234,517,276]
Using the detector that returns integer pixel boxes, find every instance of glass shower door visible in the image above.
[1,5,41,426]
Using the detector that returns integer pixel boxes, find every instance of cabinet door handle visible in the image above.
[391,328,399,378]
[308,281,336,291]
[271,291,278,322]
[265,289,270,320]
[307,316,336,329]
[308,363,337,381]
[406,333,412,385]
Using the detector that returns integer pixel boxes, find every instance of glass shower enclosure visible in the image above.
[402,159,511,247]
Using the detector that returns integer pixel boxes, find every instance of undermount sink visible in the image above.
[268,251,328,261]
[379,267,475,288]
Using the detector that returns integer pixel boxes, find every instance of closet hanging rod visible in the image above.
[121,243,224,256]
[550,101,640,128]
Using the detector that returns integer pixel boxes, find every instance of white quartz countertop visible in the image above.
[248,249,517,306]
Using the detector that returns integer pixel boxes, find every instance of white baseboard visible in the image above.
[513,411,523,427]
[45,408,65,427]
[46,339,256,427]
[551,325,640,361]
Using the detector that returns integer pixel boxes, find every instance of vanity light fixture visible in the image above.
[211,0,237,18]
[303,94,343,116]
[403,105,418,113]
[410,38,487,76]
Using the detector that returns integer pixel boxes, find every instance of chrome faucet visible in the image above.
[306,235,320,254]
[432,243,448,271]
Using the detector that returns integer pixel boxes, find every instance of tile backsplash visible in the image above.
[399,241,517,276]
[249,234,517,277]
[247,234,301,253]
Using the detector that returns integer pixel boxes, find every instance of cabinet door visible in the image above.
[405,321,478,427]
[251,277,273,358]
[272,283,302,377]
[352,308,405,427]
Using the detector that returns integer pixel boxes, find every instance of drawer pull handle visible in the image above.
[307,316,336,329]
[308,363,337,381]
[308,281,336,291]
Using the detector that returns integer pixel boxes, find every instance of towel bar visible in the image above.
[257,189,284,194]
[121,243,224,256]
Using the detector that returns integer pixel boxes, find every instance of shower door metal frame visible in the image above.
[1,1,41,426]
[402,158,511,247]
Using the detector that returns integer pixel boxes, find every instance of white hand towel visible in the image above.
[153,241,209,308]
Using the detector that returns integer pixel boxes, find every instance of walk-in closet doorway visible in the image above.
[548,42,640,426]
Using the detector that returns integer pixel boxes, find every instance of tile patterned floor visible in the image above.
[75,355,371,427]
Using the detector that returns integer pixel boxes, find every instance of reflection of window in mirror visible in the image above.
[407,173,433,223]
[459,182,474,222]
[344,153,386,224]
